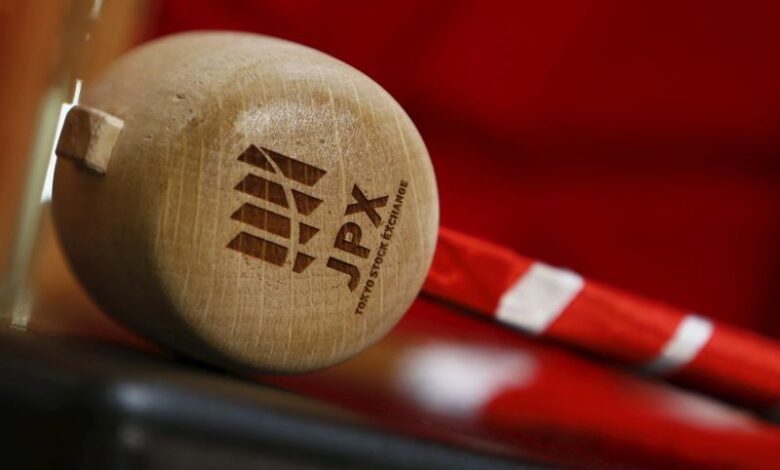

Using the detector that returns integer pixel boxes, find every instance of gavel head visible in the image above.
[52,32,439,373]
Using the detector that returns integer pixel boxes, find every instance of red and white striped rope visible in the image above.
[423,227,780,411]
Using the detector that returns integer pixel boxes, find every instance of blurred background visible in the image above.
[1,1,780,469]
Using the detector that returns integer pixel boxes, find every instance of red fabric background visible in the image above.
[152,0,780,335]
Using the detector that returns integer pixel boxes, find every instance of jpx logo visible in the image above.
[227,144,326,273]
[325,184,388,291]
[228,144,403,299]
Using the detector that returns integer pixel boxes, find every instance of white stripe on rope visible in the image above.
[645,313,713,375]
[496,262,584,335]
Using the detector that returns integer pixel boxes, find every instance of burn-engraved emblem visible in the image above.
[227,145,325,273]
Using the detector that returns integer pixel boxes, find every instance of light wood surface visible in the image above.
[53,32,439,373]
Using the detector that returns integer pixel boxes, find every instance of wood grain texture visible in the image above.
[52,32,439,373]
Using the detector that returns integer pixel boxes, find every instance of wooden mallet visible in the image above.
[49,31,780,415]
[53,32,439,373]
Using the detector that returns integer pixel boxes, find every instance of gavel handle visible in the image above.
[423,227,780,416]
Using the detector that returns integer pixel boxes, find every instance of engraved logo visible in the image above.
[227,144,326,273]
[227,144,406,305]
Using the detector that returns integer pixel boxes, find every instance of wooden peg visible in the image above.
[55,105,123,173]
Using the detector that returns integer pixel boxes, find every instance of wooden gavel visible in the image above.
[51,32,780,417]
[53,32,439,373]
